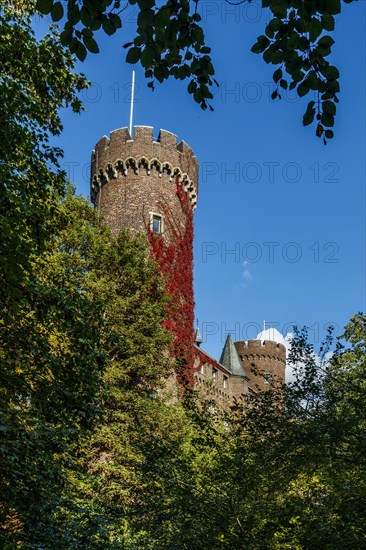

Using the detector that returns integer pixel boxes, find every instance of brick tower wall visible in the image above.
[90,126,198,239]
[234,340,286,393]
[90,125,198,386]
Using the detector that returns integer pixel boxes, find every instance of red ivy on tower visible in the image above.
[148,178,195,388]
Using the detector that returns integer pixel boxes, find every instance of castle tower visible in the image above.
[234,340,286,392]
[90,126,198,385]
[90,126,198,238]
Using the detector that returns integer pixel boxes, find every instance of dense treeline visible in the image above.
[1,5,366,549]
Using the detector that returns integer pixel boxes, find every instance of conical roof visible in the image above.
[194,327,203,346]
[219,334,245,377]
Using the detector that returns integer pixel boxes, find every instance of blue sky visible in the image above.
[35,1,365,360]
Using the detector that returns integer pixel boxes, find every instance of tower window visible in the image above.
[151,214,163,233]
[223,375,228,389]
[264,373,273,385]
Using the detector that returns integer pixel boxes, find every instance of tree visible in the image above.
[0,8,97,545]
[0,188,175,547]
[37,208,175,548]
[33,0,357,142]
[0,191,106,546]
[0,6,87,299]
[68,314,365,549]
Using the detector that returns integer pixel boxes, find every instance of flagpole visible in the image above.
[129,70,135,136]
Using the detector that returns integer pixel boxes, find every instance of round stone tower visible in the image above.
[90,125,198,386]
[90,125,198,239]
[234,340,286,392]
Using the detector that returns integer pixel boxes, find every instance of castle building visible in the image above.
[91,125,286,403]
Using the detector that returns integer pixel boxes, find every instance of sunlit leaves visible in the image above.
[35,0,216,110]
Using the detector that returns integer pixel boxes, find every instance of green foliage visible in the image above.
[0,7,88,301]
[41,314,365,548]
[0,191,106,546]
[250,0,355,143]
[0,189,174,547]
[33,0,356,139]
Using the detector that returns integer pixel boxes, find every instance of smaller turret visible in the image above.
[234,339,286,392]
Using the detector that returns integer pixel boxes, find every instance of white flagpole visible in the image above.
[129,70,135,136]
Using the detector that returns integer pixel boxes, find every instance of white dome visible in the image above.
[256,327,289,347]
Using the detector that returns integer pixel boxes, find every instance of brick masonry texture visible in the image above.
[91,126,198,239]
[235,340,286,393]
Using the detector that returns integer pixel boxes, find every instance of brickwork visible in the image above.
[234,340,286,393]
[193,347,249,407]
[91,126,198,241]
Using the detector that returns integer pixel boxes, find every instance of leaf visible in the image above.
[316,123,324,137]
[318,35,335,48]
[69,37,78,54]
[102,19,116,35]
[69,4,80,25]
[80,8,91,26]
[309,18,322,42]
[138,9,155,27]
[193,88,203,103]
[273,68,282,83]
[81,28,93,38]
[251,42,265,54]
[322,100,336,115]
[60,29,73,46]
[251,35,270,54]
[323,0,341,15]
[83,37,99,54]
[126,47,141,64]
[325,129,334,139]
[51,2,64,21]
[265,25,274,39]
[137,0,155,8]
[110,14,122,29]
[297,80,310,97]
[155,7,170,28]
[328,79,340,93]
[36,0,53,14]
[321,14,335,31]
[325,65,340,81]
[187,80,197,94]
[268,17,282,32]
[321,113,335,127]
[303,108,315,126]
[140,47,154,67]
[76,42,87,62]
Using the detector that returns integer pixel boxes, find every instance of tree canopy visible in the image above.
[33,0,357,142]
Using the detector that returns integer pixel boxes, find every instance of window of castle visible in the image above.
[264,373,273,385]
[212,367,217,383]
[223,375,228,389]
[151,213,163,233]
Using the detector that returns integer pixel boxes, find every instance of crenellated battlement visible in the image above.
[234,339,286,364]
[234,338,286,391]
[239,339,286,355]
[91,126,198,207]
